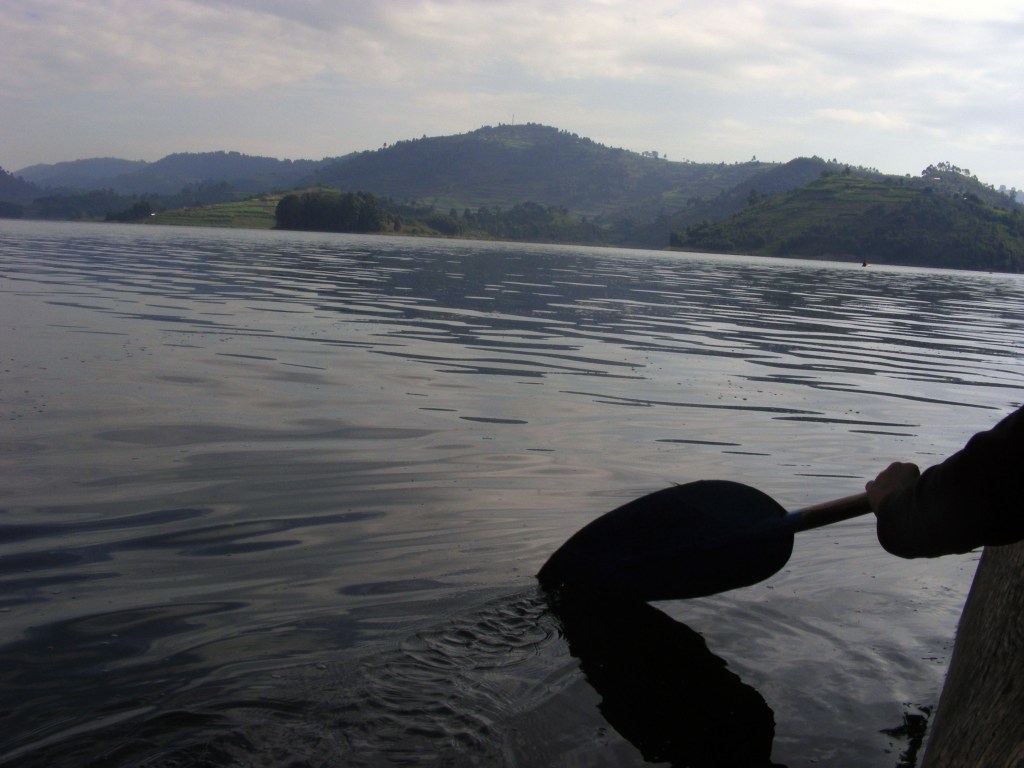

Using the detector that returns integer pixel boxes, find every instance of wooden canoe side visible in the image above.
[922,540,1024,767]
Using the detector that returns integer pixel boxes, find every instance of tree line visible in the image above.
[274,189,387,233]
[273,188,605,243]
[424,202,605,243]
[0,181,248,222]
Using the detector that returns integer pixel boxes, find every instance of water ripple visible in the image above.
[3,221,1023,766]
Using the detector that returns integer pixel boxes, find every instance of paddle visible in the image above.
[537,480,872,601]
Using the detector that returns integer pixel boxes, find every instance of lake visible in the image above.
[2,219,1023,766]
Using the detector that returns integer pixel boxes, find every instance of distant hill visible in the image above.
[310,123,775,223]
[16,157,148,189]
[121,152,326,195]
[14,151,329,196]
[671,174,1024,272]
[0,166,41,213]
[678,157,864,223]
[6,124,1023,272]
[622,156,862,249]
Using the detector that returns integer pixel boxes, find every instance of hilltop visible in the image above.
[311,123,773,220]
[0,124,852,245]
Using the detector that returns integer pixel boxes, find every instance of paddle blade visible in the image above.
[537,480,794,601]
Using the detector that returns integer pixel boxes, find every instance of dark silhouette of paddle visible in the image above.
[537,480,871,601]
[547,589,780,766]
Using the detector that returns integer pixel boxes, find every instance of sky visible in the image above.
[3,0,1023,191]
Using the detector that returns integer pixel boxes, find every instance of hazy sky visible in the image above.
[3,0,1023,190]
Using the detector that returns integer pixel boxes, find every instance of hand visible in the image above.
[865,462,920,512]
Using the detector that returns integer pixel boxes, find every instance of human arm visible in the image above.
[866,407,1024,558]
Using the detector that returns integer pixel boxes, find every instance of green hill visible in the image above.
[312,123,774,223]
[5,125,782,240]
[0,166,40,215]
[147,194,282,229]
[16,157,148,189]
[15,152,324,196]
[671,175,1024,272]
[622,156,858,249]
[9,123,1024,273]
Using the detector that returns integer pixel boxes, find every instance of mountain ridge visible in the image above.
[3,123,1022,271]
[15,150,329,196]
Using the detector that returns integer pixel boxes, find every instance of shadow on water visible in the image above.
[0,582,938,767]
[1,587,782,767]
[547,588,782,768]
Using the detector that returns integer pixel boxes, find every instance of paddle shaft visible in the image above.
[782,491,872,533]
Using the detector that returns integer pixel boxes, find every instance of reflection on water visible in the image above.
[549,589,778,767]
[2,220,1023,765]
[0,585,778,767]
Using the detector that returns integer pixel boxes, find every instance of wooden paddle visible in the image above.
[537,480,872,601]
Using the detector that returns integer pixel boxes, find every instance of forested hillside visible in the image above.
[16,158,148,189]
[0,167,40,214]
[672,175,1024,272]
[5,123,1023,271]
[15,151,325,195]
[271,188,607,243]
[312,123,772,222]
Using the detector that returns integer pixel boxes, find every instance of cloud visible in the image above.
[815,109,912,132]
[4,1,346,94]
[2,0,1022,186]
[5,1,1019,100]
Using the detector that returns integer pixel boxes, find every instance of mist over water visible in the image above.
[3,220,1024,766]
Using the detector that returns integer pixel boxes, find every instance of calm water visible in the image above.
[3,220,1024,766]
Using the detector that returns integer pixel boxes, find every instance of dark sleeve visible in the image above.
[876,406,1024,558]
